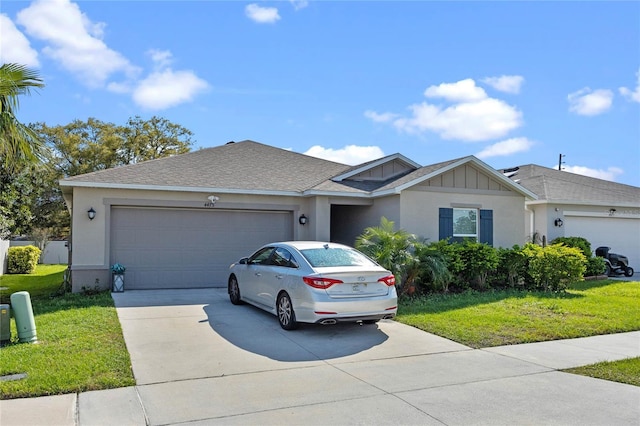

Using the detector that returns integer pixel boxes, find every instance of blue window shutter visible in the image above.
[479,209,493,246]
[439,208,453,241]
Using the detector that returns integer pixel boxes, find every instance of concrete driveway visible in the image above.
[108,288,639,425]
[2,288,639,425]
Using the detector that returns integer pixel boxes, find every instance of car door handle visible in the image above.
[255,273,261,277]
[275,275,283,279]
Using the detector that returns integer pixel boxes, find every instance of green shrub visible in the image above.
[551,236,592,257]
[492,245,527,288]
[522,243,586,291]
[458,241,499,289]
[7,245,42,274]
[415,243,451,292]
[430,240,465,289]
[586,256,606,276]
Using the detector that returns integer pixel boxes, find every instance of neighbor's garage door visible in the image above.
[110,207,293,289]
[564,215,640,271]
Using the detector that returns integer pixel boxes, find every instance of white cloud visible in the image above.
[245,4,281,24]
[148,49,174,70]
[290,0,309,11]
[424,78,487,102]
[619,68,640,103]
[364,110,398,123]
[481,75,524,94]
[16,0,139,87]
[562,165,624,182]
[132,68,209,110]
[0,14,39,67]
[567,88,613,116]
[367,78,523,142]
[304,145,385,165]
[393,97,522,141]
[476,137,534,159]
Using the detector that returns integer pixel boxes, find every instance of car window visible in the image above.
[300,247,377,267]
[271,247,299,268]
[249,247,275,265]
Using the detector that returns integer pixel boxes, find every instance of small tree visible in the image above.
[355,217,418,295]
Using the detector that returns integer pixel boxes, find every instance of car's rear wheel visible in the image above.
[604,263,612,276]
[228,275,243,305]
[624,267,634,277]
[277,292,298,330]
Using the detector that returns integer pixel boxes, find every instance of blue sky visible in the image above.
[2,0,639,186]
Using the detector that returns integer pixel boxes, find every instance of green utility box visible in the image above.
[0,304,10,343]
[10,291,37,343]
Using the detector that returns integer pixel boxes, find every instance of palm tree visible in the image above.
[355,217,419,294]
[0,63,45,170]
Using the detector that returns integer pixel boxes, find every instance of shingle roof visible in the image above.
[61,140,351,193]
[502,164,640,205]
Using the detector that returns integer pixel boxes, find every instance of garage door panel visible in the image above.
[111,207,293,289]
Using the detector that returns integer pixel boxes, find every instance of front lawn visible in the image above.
[396,279,640,348]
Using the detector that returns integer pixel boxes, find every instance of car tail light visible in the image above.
[303,276,343,289]
[378,275,396,286]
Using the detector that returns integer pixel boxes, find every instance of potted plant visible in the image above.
[110,263,126,292]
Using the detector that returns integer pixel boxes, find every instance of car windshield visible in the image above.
[300,247,377,268]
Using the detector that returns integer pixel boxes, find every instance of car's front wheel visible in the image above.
[277,292,298,330]
[228,275,243,305]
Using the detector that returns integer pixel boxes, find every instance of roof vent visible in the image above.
[226,141,235,145]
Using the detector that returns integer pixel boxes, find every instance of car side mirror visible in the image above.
[239,257,249,265]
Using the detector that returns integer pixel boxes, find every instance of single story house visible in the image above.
[502,165,640,270]
[60,140,537,291]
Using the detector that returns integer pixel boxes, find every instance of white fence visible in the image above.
[9,240,69,265]
[0,239,9,275]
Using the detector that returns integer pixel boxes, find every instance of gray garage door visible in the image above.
[110,207,293,289]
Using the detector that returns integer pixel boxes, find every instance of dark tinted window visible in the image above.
[272,247,298,268]
[249,247,275,265]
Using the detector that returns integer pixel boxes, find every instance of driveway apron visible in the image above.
[108,288,640,425]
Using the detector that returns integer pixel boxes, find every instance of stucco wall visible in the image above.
[330,196,400,246]
[68,186,313,291]
[400,188,527,247]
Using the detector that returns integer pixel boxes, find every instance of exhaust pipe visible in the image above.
[320,319,337,325]
[383,314,394,320]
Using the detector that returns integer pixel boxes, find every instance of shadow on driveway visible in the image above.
[202,301,390,362]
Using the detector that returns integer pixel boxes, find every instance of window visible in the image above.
[439,208,493,246]
[300,247,377,268]
[453,208,478,240]
[271,247,299,268]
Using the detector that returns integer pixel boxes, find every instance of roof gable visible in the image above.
[332,153,421,182]
[372,156,537,199]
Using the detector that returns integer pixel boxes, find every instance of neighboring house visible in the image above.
[59,140,536,292]
[502,164,640,270]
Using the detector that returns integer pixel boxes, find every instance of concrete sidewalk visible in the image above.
[1,289,639,425]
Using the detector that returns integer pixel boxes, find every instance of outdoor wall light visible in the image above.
[554,218,563,227]
[299,214,308,225]
[87,207,96,221]
[609,208,616,216]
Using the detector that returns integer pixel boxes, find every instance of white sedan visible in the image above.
[228,241,398,330]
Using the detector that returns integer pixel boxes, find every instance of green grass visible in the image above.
[0,264,68,303]
[397,280,640,348]
[0,265,134,399]
[563,357,640,387]
[396,279,640,387]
